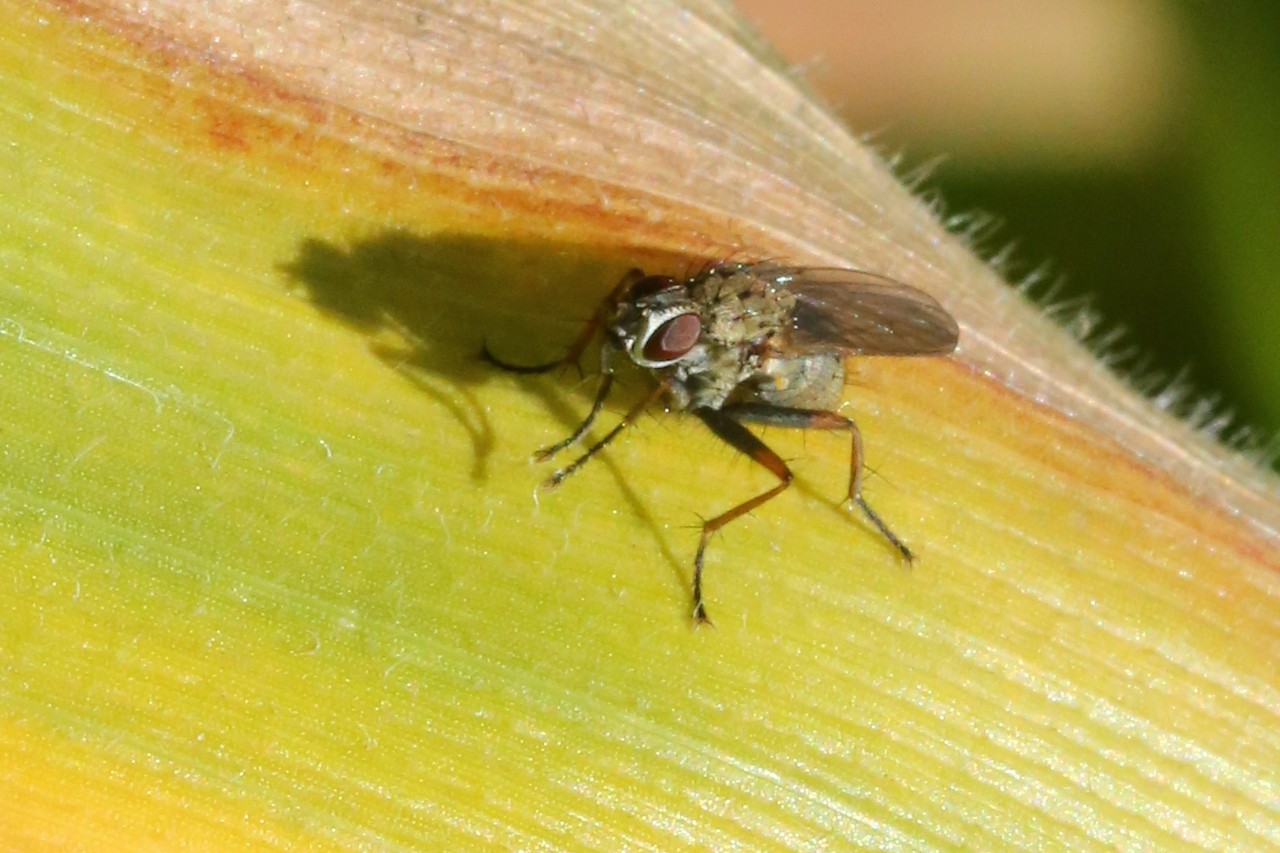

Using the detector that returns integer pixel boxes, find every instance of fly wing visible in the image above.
[771,267,959,356]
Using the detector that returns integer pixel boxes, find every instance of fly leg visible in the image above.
[481,268,644,375]
[692,400,917,619]
[485,341,619,463]
[691,407,796,625]
[544,378,671,488]
[533,347,615,463]
[482,270,645,459]
[722,402,914,563]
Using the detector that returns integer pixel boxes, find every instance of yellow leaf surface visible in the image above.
[4,1,1279,849]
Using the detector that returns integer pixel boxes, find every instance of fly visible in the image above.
[484,262,959,623]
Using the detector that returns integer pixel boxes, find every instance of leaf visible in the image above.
[3,0,1278,848]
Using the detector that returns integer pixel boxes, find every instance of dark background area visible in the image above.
[739,1,1280,453]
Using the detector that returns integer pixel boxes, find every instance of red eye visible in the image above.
[642,313,701,362]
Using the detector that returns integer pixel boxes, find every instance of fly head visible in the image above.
[610,275,704,369]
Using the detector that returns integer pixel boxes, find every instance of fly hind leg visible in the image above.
[692,407,796,625]
[721,402,914,563]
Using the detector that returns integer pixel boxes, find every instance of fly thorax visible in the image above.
[693,269,797,349]
[681,340,759,410]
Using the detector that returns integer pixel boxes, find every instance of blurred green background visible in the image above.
[740,1,1280,452]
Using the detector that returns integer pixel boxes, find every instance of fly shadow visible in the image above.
[278,230,694,580]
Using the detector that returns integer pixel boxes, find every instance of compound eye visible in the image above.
[641,312,701,363]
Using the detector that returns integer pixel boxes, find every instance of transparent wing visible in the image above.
[765,267,959,356]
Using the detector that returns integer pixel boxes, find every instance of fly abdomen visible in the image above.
[756,352,845,410]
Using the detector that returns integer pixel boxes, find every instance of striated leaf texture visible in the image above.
[2,1,1278,848]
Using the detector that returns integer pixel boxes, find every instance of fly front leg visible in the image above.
[532,344,617,462]
[483,269,648,461]
[720,403,915,563]
[543,376,672,489]
[484,340,619,463]
[481,267,645,376]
